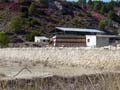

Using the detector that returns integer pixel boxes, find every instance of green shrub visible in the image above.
[108,10,116,20]
[88,0,92,5]
[0,32,9,47]
[100,5,107,14]
[21,6,29,17]
[26,31,39,42]
[27,18,39,27]
[39,0,48,6]
[38,10,46,15]
[98,19,118,34]
[28,3,36,15]
[9,15,24,33]
[31,19,39,26]
[98,20,106,30]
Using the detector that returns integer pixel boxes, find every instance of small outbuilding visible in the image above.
[34,36,49,45]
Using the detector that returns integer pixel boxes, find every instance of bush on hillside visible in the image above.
[26,31,40,42]
[108,10,120,23]
[98,20,113,31]
[0,32,9,47]
[27,17,39,27]
[88,0,92,5]
[39,0,48,6]
[98,20,106,30]
[100,5,107,14]
[108,10,116,20]
[31,19,39,26]
[93,2,102,11]
[28,3,36,15]
[9,15,24,33]
[38,9,46,15]
[21,6,29,17]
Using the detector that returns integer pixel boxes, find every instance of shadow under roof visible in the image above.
[56,27,104,33]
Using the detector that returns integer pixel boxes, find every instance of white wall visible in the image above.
[34,37,49,44]
[86,35,110,47]
[35,37,40,42]
[86,35,96,47]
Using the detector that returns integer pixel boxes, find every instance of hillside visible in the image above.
[0,0,120,46]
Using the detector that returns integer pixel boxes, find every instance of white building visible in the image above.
[34,36,49,45]
[51,27,120,47]
[51,27,105,47]
[86,35,120,47]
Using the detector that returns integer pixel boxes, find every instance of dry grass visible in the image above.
[0,72,120,90]
[0,47,120,70]
[0,73,6,78]
[0,48,120,90]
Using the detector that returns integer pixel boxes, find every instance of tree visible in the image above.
[108,10,116,20]
[39,0,48,6]
[78,0,86,6]
[108,10,120,23]
[98,20,106,30]
[100,5,106,14]
[88,0,92,5]
[0,32,9,47]
[30,19,39,26]
[106,0,115,11]
[83,0,87,5]
[106,19,112,26]
[93,1,102,11]
[26,31,40,41]
[9,15,23,33]
[28,3,36,15]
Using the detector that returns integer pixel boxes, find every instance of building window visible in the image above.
[43,40,46,42]
[87,39,90,42]
[43,40,48,42]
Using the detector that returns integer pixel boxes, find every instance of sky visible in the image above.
[67,0,117,2]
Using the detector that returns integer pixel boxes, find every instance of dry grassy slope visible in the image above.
[0,72,120,90]
[0,48,120,90]
[0,48,120,70]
